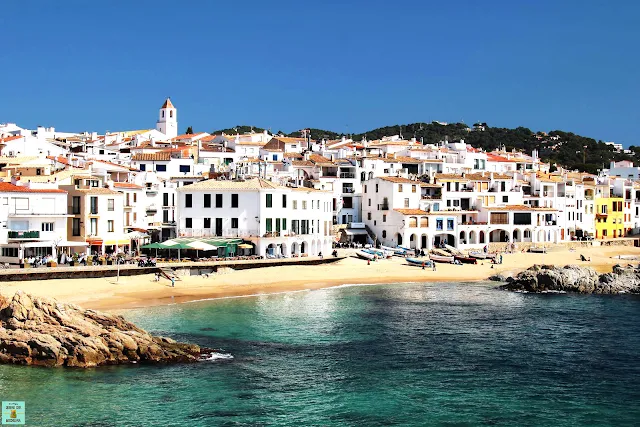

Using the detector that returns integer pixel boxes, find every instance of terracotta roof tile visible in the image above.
[380,176,417,184]
[394,208,429,215]
[113,182,144,189]
[131,152,171,161]
[179,178,281,191]
[0,183,66,193]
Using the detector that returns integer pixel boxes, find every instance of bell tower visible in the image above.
[156,98,178,139]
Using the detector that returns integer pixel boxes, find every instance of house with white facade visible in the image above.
[176,178,333,257]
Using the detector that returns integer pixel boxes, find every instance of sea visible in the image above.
[1,282,639,426]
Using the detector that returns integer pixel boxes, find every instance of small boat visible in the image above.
[454,255,477,264]
[429,254,455,263]
[528,246,547,254]
[356,250,377,261]
[444,244,463,255]
[468,251,496,260]
[364,248,392,258]
[381,245,407,256]
[406,257,432,267]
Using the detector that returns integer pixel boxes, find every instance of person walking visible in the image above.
[171,277,175,287]
[432,262,436,271]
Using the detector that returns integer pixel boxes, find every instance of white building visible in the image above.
[156,98,178,140]
[0,183,81,264]
[176,178,333,257]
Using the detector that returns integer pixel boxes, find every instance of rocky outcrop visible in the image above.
[0,291,206,367]
[499,264,640,294]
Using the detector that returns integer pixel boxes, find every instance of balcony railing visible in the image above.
[343,188,355,193]
[8,230,40,239]
[339,172,356,179]
[378,204,389,211]
[146,205,158,213]
[9,210,67,216]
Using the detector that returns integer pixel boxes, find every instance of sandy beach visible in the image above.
[1,245,638,311]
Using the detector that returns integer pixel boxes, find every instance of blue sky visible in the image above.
[1,1,638,145]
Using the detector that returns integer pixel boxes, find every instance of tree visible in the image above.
[185,126,194,135]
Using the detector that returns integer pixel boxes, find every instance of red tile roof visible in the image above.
[0,182,66,193]
[113,182,144,189]
[131,152,171,161]
[0,135,24,143]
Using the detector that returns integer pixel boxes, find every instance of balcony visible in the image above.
[339,172,356,179]
[343,187,355,193]
[146,205,158,214]
[146,187,158,195]
[378,204,389,211]
[8,230,40,239]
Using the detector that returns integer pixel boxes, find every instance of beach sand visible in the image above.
[1,245,638,311]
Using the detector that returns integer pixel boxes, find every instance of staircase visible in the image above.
[364,224,377,246]
[159,267,181,281]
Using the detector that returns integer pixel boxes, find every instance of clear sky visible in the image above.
[1,1,638,145]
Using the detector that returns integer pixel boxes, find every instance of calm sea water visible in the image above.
[1,282,639,426]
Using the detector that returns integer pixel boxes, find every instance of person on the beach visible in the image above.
[171,277,175,287]
[432,262,436,271]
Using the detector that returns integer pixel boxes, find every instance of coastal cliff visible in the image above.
[499,264,640,294]
[0,291,204,367]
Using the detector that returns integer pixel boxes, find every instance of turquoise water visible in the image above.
[1,282,640,426]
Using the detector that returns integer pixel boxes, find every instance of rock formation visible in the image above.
[0,291,205,367]
[499,264,640,294]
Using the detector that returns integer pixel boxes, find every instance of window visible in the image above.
[266,194,273,208]
[436,219,443,230]
[204,194,211,208]
[140,164,146,171]
[447,219,454,230]
[179,165,190,173]
[266,218,272,232]
[398,184,403,192]
[364,185,367,193]
[133,193,137,202]
[41,222,54,232]
[368,199,371,207]
[513,213,532,225]
[107,220,114,232]
[404,198,409,208]
[376,184,379,193]
[2,247,18,257]
[72,196,80,214]
[302,201,307,209]
[90,197,98,214]
[293,200,298,210]
[412,185,417,193]
[232,194,238,208]
[90,218,97,235]
[156,164,167,172]
[185,218,192,229]
[108,199,114,211]
[185,194,192,208]
[282,195,287,208]
[72,218,81,236]
[602,229,608,237]
[204,218,211,229]
[490,212,509,224]
[382,230,387,238]
[383,214,387,222]
[215,194,223,208]
[601,205,607,214]
[367,212,372,220]
[343,197,353,209]
[502,195,509,203]
[231,218,238,229]
[163,193,169,206]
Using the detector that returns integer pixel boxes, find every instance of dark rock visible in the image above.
[488,274,506,282]
[0,291,205,368]
[500,264,640,294]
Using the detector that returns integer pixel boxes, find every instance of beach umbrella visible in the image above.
[187,241,217,258]
[141,242,164,257]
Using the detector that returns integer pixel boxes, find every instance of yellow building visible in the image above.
[595,196,624,239]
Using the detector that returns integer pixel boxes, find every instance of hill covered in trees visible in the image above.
[211,122,632,175]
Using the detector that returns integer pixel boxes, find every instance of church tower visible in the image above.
[156,98,178,139]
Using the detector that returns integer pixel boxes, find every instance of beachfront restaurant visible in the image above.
[143,237,253,260]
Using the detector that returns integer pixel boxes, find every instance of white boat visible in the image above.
[381,245,407,256]
[429,254,455,263]
[528,246,547,253]
[356,250,377,261]
[366,248,393,258]
[406,257,432,267]
[469,251,496,260]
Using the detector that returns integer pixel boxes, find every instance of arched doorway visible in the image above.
[409,234,417,249]
[291,242,300,256]
[459,231,466,245]
[281,242,288,257]
[469,230,477,244]
[421,234,428,249]
[301,241,308,254]
[489,229,510,243]
[311,240,317,255]
[479,231,485,244]
[396,233,403,246]
[512,229,520,242]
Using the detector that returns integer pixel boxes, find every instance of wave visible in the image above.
[199,352,234,361]
[184,289,312,305]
